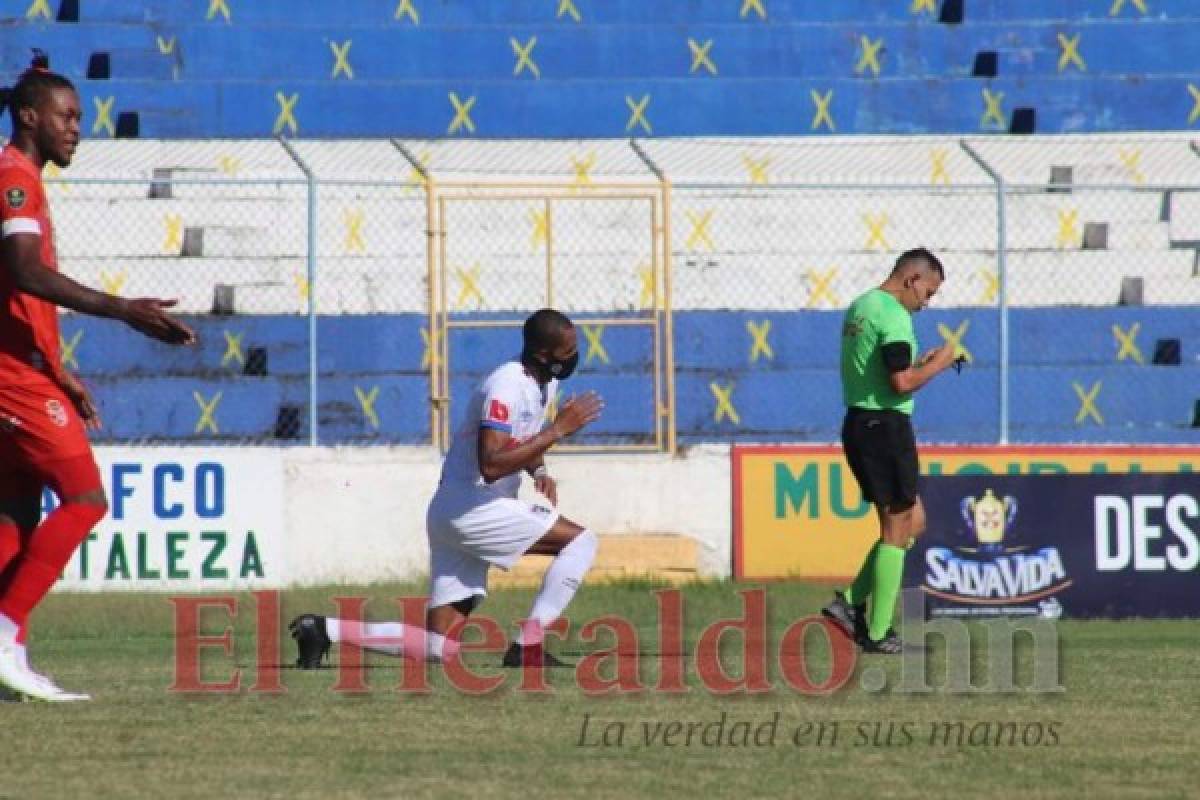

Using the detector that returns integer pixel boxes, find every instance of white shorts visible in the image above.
[425,487,559,608]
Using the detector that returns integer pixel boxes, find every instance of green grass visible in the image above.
[2,581,1196,800]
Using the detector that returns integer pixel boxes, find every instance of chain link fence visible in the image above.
[46,135,1200,446]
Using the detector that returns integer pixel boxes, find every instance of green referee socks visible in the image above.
[843,540,880,606]
[867,543,907,642]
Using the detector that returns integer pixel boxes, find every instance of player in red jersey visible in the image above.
[0,52,195,702]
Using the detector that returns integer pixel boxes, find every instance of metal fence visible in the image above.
[47,135,1200,447]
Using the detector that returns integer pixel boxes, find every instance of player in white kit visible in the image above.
[291,309,604,669]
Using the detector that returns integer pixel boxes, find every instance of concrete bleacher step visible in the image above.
[51,76,1197,137]
[488,534,700,589]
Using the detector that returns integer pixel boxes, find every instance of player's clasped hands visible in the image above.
[120,297,197,345]
[551,391,604,437]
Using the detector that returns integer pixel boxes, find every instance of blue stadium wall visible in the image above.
[3,0,1200,136]
[67,309,1200,445]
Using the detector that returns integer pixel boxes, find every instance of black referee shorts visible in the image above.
[841,407,919,510]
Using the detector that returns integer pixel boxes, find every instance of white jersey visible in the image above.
[438,360,557,499]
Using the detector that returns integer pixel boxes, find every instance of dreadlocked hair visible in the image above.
[2,49,75,126]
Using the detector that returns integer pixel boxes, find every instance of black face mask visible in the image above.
[523,347,579,381]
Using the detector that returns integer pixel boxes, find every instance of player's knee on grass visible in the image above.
[452,595,481,616]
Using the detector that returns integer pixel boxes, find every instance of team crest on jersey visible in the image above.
[45,398,69,428]
[5,187,26,209]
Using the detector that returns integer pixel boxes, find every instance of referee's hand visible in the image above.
[920,345,959,372]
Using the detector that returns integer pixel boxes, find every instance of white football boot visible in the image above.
[0,637,89,702]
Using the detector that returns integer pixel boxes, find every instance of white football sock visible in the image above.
[327,618,459,662]
[518,529,598,646]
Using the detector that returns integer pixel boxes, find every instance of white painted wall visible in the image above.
[284,444,733,586]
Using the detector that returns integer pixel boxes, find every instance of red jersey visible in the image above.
[0,144,63,389]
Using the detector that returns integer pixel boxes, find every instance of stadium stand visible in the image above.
[3,0,1199,136]
[4,3,1199,445]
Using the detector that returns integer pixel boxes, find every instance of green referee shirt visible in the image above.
[840,288,918,415]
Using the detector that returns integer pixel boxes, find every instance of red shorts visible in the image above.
[0,380,98,499]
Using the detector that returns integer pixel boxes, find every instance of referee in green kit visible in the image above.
[822,248,960,654]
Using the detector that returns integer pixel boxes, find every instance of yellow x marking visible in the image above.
[92,96,116,137]
[510,36,540,78]
[570,152,596,187]
[855,36,884,77]
[810,89,835,131]
[977,268,998,304]
[164,213,183,253]
[1188,84,1200,125]
[420,327,443,370]
[981,88,1005,129]
[710,382,741,425]
[448,92,476,135]
[747,320,773,362]
[355,386,381,429]
[582,325,609,365]
[1112,323,1144,364]
[26,0,51,20]
[625,94,652,134]
[405,149,431,190]
[43,162,69,194]
[60,330,83,371]
[938,320,973,363]
[1073,381,1103,425]
[395,0,419,24]
[343,209,366,253]
[207,0,231,22]
[1057,209,1080,248]
[330,40,354,79]
[1117,149,1145,184]
[274,91,299,136]
[806,268,839,308]
[740,0,766,20]
[454,264,484,309]
[100,269,127,296]
[557,0,582,22]
[1056,33,1085,72]
[157,35,177,54]
[221,331,245,367]
[293,272,310,300]
[194,391,222,434]
[217,155,240,176]
[863,213,890,250]
[910,0,936,13]
[688,38,717,76]
[1109,0,1147,15]
[685,210,715,251]
[638,263,656,309]
[743,155,769,185]
[930,148,950,185]
[529,207,549,251]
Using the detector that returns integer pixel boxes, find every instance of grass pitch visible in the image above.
[2,581,1195,800]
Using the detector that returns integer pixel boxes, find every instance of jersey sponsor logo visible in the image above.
[5,186,26,209]
[487,399,510,423]
[45,398,69,428]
